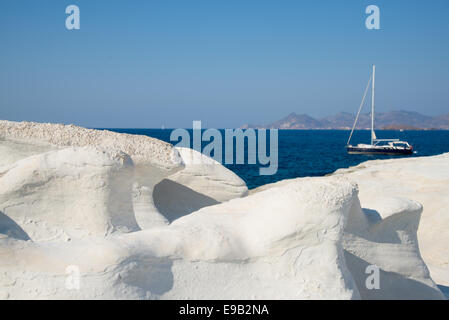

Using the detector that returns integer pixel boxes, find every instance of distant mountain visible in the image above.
[242,111,449,130]
[269,113,322,129]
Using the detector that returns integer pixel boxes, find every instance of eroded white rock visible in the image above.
[250,177,445,299]
[152,147,248,222]
[0,121,249,231]
[0,121,445,299]
[0,177,360,299]
[0,147,139,241]
[334,153,449,287]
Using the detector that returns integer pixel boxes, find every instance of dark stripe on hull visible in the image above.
[347,147,413,155]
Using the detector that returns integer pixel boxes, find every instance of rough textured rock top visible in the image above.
[0,120,182,170]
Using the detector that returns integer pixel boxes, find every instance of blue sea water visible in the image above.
[108,129,449,189]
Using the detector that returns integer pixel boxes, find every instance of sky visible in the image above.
[1,0,448,128]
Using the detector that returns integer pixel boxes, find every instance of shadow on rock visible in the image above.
[153,179,219,222]
[0,211,30,241]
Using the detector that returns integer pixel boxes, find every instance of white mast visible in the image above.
[371,64,376,146]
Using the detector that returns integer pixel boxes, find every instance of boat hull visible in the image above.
[346,146,413,155]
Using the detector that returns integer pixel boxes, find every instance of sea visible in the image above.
[108,129,449,189]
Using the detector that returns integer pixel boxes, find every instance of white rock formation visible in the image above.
[333,153,449,287]
[153,148,248,223]
[251,178,444,299]
[0,120,184,231]
[0,147,139,242]
[1,177,361,299]
[0,121,248,231]
[0,120,445,299]
[0,120,181,168]
[344,196,443,299]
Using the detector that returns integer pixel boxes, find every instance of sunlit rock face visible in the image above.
[0,147,138,242]
[0,121,445,300]
[333,152,449,287]
[154,147,248,223]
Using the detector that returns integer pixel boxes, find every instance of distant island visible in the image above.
[241,111,449,130]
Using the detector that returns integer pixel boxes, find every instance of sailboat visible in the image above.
[346,65,413,155]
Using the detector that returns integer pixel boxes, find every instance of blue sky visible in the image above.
[1,0,448,128]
